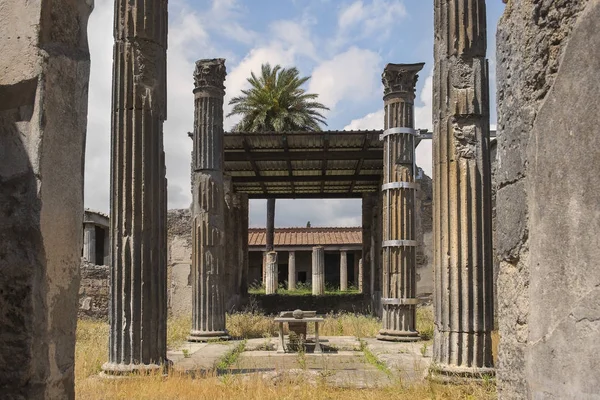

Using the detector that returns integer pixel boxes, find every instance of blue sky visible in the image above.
[84,0,506,227]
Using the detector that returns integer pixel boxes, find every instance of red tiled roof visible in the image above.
[248,227,362,247]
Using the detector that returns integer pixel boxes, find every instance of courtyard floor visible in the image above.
[169,335,431,388]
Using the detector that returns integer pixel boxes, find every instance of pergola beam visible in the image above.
[320,134,330,192]
[242,138,268,194]
[282,134,295,194]
[224,149,383,162]
[245,192,368,199]
[231,174,381,183]
[349,134,372,193]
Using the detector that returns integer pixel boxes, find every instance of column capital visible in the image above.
[194,58,226,94]
[382,63,425,99]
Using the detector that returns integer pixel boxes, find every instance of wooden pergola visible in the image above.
[223,130,385,199]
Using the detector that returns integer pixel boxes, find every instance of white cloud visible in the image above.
[84,0,245,212]
[308,47,381,111]
[335,0,407,47]
[83,0,114,213]
[250,199,361,228]
[342,72,434,177]
[269,20,319,61]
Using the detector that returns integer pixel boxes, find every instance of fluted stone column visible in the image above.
[358,259,364,293]
[377,63,424,342]
[188,59,230,342]
[340,251,348,291]
[103,0,168,375]
[265,252,278,294]
[432,0,494,379]
[288,251,296,290]
[83,223,96,263]
[312,246,325,295]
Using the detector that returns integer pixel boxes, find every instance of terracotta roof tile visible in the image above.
[248,227,362,247]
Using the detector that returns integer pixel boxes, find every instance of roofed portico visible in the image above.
[223,130,386,199]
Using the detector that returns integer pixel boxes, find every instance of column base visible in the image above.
[429,364,495,383]
[376,329,420,342]
[100,361,170,378]
[188,330,231,342]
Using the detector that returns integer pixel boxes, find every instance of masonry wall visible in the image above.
[0,1,92,398]
[78,263,109,319]
[496,1,600,398]
[167,209,193,316]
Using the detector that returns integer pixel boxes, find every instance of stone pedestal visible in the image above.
[288,251,296,290]
[188,59,230,342]
[339,251,348,291]
[377,63,424,342]
[312,246,325,295]
[265,251,278,294]
[103,0,168,376]
[83,223,96,264]
[432,0,494,379]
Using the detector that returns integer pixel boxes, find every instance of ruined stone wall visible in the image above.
[78,262,109,319]
[496,1,599,398]
[167,209,193,316]
[0,1,92,398]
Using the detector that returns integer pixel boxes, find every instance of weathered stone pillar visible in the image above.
[104,0,169,375]
[188,58,230,342]
[265,252,278,294]
[377,63,424,342]
[0,1,92,396]
[358,259,364,292]
[240,194,249,296]
[288,251,297,290]
[361,193,375,296]
[432,0,494,379]
[312,246,325,295]
[340,250,348,291]
[83,223,96,263]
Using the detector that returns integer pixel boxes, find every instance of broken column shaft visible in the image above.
[188,58,230,342]
[288,251,296,290]
[265,252,278,294]
[312,246,325,295]
[340,251,348,291]
[377,63,424,342]
[432,0,494,379]
[358,259,364,293]
[103,0,168,375]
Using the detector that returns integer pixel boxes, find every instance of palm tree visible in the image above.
[228,64,329,253]
[228,63,329,133]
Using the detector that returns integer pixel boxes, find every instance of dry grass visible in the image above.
[77,372,496,400]
[75,311,496,400]
[167,307,435,342]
